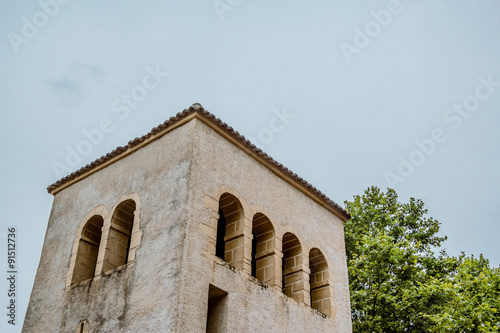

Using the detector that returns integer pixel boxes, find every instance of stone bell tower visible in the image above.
[23,104,352,332]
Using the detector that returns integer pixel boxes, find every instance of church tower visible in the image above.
[23,104,352,332]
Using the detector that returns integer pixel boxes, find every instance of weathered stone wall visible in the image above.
[23,116,352,332]
[181,119,352,332]
[23,121,196,333]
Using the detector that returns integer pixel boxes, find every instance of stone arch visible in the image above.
[70,215,103,284]
[75,320,89,333]
[97,193,142,274]
[251,212,282,288]
[216,192,247,270]
[65,205,108,289]
[309,248,333,317]
[282,232,310,304]
[201,186,252,274]
[280,225,310,255]
[212,186,251,217]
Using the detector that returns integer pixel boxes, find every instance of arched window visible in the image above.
[282,232,308,303]
[216,193,245,269]
[103,199,136,272]
[251,213,279,287]
[71,215,103,284]
[75,320,89,333]
[309,248,332,316]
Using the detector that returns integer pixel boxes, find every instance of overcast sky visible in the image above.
[1,1,500,331]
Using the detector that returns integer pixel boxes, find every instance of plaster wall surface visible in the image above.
[23,116,352,332]
[23,121,196,333]
[179,119,352,332]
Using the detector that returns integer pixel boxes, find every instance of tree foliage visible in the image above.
[344,186,500,332]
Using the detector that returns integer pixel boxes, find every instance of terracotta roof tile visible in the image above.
[47,103,349,220]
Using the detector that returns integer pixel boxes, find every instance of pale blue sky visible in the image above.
[1,1,500,331]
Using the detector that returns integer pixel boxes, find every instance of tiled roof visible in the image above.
[47,103,349,221]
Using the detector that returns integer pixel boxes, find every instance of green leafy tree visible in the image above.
[423,254,500,332]
[344,186,500,332]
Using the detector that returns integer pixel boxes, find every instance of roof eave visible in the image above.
[47,104,350,222]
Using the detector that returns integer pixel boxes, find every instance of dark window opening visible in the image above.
[282,256,285,293]
[215,209,226,260]
[251,231,257,278]
[124,216,134,263]
[206,284,228,333]
[77,321,88,333]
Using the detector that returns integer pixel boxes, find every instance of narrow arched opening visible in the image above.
[309,248,332,316]
[71,215,103,284]
[103,199,136,272]
[75,320,89,333]
[282,232,307,302]
[215,193,245,269]
[251,213,276,285]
